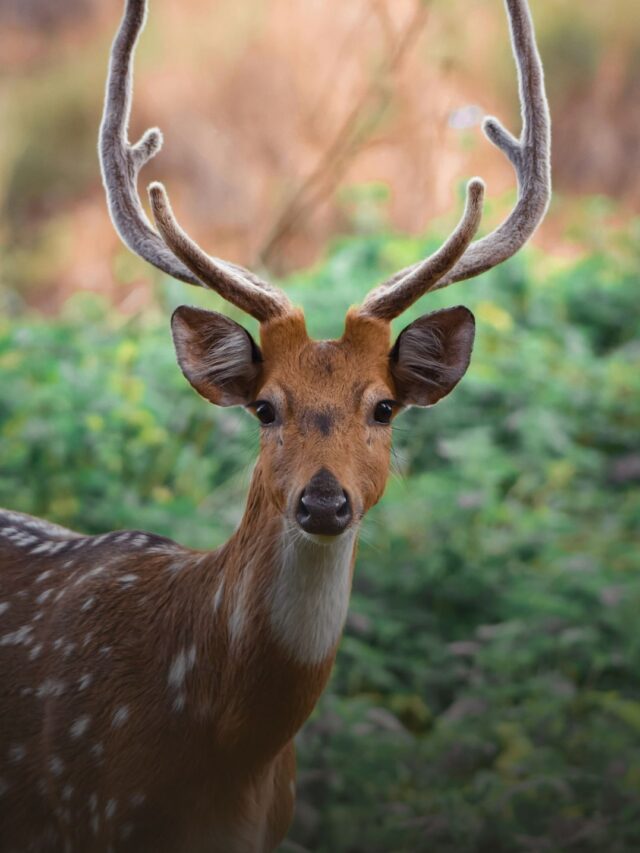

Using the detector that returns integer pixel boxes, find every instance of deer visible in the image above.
[0,0,550,850]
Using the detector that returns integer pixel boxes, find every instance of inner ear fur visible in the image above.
[390,306,475,406]
[171,306,263,406]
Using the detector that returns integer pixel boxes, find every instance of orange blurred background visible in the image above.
[1,0,639,310]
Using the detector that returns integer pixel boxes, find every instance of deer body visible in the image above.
[1,0,550,848]
[0,482,353,852]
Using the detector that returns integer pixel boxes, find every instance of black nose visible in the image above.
[296,468,352,536]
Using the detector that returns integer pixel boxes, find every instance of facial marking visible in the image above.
[299,407,337,437]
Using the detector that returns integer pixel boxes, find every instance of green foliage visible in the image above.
[1,220,639,851]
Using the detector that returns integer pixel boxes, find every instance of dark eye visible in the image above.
[254,401,276,425]
[373,400,394,424]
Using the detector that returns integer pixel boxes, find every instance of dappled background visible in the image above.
[1,0,639,850]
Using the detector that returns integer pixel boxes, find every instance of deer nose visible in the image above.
[296,468,352,536]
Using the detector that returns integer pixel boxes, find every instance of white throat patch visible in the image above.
[268,525,356,666]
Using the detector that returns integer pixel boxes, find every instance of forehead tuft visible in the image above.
[259,308,391,366]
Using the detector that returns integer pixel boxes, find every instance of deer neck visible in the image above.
[221,464,357,666]
[207,464,357,756]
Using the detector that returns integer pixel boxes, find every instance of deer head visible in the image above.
[100,0,550,540]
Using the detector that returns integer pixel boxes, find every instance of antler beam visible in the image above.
[359,0,551,321]
[99,0,291,322]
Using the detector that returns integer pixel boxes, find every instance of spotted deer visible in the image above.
[0,0,550,850]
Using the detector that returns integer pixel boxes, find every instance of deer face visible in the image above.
[171,304,475,538]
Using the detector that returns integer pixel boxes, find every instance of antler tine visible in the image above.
[99,0,291,321]
[359,0,551,321]
[148,184,290,323]
[360,178,485,321]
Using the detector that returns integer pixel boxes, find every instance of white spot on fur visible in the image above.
[1,625,34,646]
[0,602,9,616]
[105,799,117,819]
[37,679,66,698]
[53,638,64,650]
[83,632,93,647]
[33,610,44,621]
[0,511,79,538]
[118,574,139,585]
[229,571,251,644]
[81,596,96,612]
[213,581,225,612]
[49,756,64,776]
[91,742,104,760]
[36,589,53,604]
[8,744,26,763]
[91,815,100,836]
[78,673,93,690]
[268,525,356,664]
[30,541,59,556]
[172,693,186,712]
[29,643,43,660]
[89,792,98,812]
[166,555,186,572]
[98,646,112,656]
[167,645,197,690]
[35,570,53,584]
[73,566,105,586]
[62,784,74,801]
[1,527,38,548]
[70,715,91,739]
[63,642,76,658]
[112,706,129,728]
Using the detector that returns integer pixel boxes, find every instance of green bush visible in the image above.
[1,221,639,852]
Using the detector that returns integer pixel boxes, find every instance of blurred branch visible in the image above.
[256,0,430,270]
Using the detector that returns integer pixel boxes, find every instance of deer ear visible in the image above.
[171,306,263,406]
[390,306,475,406]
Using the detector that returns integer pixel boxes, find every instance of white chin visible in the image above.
[296,528,355,546]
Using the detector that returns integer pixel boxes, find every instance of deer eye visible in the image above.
[373,400,394,424]
[253,401,276,425]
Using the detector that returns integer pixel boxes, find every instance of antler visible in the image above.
[99,0,291,323]
[358,0,551,322]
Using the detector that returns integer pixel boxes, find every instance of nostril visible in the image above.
[298,492,311,520]
[336,492,350,519]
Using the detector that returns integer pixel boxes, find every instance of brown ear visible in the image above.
[390,306,475,406]
[171,306,263,406]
